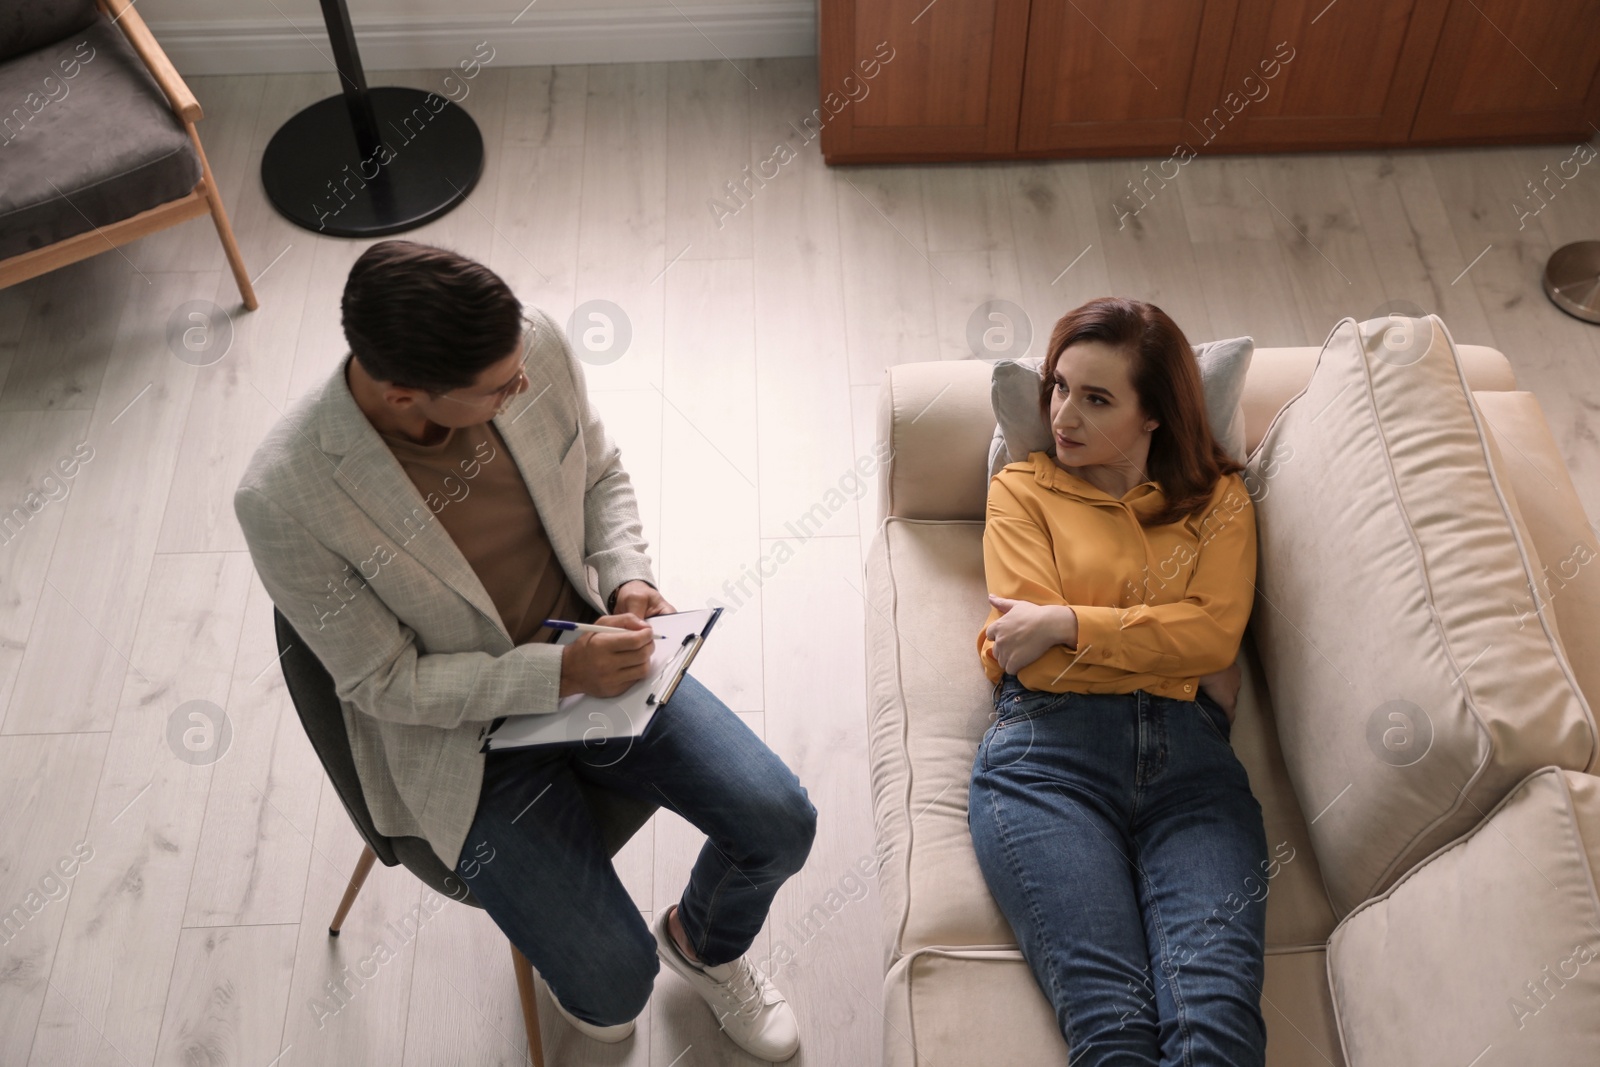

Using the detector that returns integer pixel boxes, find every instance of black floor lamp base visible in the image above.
[261,86,484,238]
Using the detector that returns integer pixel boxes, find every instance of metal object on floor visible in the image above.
[1543,240,1600,325]
[260,0,484,236]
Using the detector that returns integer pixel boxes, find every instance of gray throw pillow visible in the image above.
[985,336,1254,480]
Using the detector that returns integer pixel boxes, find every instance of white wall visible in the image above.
[138,0,816,74]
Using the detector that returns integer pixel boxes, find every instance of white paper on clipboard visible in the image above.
[478,607,722,752]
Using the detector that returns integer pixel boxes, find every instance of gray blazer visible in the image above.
[234,306,657,871]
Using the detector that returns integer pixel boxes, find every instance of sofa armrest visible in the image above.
[875,360,997,524]
[1476,389,1600,719]
[96,0,202,124]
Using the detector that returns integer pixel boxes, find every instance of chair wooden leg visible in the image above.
[510,940,546,1067]
[328,844,377,936]
[184,121,259,311]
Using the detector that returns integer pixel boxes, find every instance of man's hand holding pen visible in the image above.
[557,612,657,698]
[555,582,677,699]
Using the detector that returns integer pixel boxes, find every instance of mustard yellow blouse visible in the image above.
[977,451,1257,700]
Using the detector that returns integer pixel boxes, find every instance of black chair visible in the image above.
[273,607,658,1066]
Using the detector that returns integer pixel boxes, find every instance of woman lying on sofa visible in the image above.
[971,296,1265,1065]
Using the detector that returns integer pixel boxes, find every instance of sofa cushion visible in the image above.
[986,335,1255,479]
[1231,627,1340,950]
[883,948,1067,1067]
[1474,390,1600,713]
[1246,315,1596,916]
[881,944,1347,1067]
[0,14,202,260]
[865,518,1011,963]
[1327,767,1600,1066]
[864,517,1339,967]
[0,0,98,63]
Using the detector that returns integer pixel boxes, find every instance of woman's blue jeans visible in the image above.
[969,673,1269,1066]
[453,672,817,1026]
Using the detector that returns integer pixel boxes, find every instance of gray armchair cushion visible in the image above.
[0,0,99,63]
[0,11,202,259]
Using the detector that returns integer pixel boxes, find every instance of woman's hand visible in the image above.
[1198,659,1242,723]
[986,595,1078,675]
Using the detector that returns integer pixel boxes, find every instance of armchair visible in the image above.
[0,0,257,309]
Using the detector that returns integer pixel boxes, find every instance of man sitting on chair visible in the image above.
[234,239,815,1061]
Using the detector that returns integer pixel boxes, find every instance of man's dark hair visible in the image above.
[341,240,525,396]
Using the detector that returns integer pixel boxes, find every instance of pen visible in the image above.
[543,619,667,638]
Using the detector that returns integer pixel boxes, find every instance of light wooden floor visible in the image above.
[1,55,1597,1067]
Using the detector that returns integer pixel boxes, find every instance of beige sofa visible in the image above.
[863,337,1600,1066]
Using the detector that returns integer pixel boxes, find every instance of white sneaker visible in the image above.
[652,905,800,1062]
[545,979,636,1043]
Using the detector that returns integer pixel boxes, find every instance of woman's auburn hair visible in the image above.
[1036,296,1245,528]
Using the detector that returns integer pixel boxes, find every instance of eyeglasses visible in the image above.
[435,317,536,409]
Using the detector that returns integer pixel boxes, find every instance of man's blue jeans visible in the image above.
[969,673,1269,1065]
[454,672,818,1026]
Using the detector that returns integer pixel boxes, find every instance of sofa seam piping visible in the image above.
[883,517,916,968]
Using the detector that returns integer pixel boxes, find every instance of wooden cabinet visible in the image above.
[1410,0,1600,143]
[816,0,1600,163]
[815,0,1032,158]
[1014,0,1220,153]
[1186,0,1446,150]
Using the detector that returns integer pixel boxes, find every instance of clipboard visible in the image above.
[477,606,723,752]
